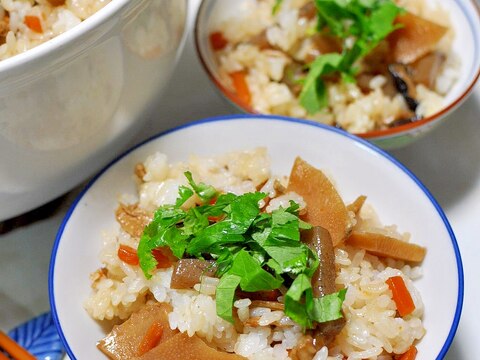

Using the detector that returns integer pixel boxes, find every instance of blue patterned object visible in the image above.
[8,312,64,360]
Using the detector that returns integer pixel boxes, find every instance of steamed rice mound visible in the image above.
[0,0,111,60]
[85,148,425,360]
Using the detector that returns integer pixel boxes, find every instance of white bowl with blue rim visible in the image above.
[49,115,463,359]
[194,0,480,149]
[0,0,188,221]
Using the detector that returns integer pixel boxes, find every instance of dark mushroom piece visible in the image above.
[388,63,419,112]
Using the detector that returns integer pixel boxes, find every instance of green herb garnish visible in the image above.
[272,0,283,14]
[293,0,404,114]
[137,172,346,328]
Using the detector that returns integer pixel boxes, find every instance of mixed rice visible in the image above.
[0,0,111,60]
[210,0,460,133]
[85,148,426,360]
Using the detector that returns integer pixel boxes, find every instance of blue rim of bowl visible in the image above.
[194,0,480,141]
[48,114,464,360]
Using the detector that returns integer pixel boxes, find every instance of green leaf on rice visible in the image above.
[137,172,347,327]
[296,0,404,114]
[216,274,242,324]
[285,274,347,327]
[310,288,347,323]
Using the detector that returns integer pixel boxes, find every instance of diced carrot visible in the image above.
[229,71,251,107]
[207,197,223,221]
[386,276,416,317]
[117,245,139,266]
[209,31,228,51]
[137,321,164,356]
[153,247,175,269]
[24,15,42,33]
[398,345,418,360]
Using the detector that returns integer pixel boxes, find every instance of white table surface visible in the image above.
[1,1,478,359]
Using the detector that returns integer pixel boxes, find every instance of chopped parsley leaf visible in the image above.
[137,172,346,328]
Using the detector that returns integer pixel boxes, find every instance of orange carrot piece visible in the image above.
[386,276,416,317]
[209,31,228,51]
[230,71,251,106]
[118,244,139,266]
[153,247,175,269]
[137,322,164,356]
[398,345,418,360]
[208,215,224,222]
[24,15,42,33]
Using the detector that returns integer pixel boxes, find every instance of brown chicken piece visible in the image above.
[115,203,152,238]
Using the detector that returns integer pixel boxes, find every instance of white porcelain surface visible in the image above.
[50,116,462,360]
[0,0,188,221]
[195,0,480,148]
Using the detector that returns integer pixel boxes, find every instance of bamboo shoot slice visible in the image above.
[346,231,426,262]
[287,157,349,246]
[389,12,448,64]
[346,195,367,214]
[134,333,246,360]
